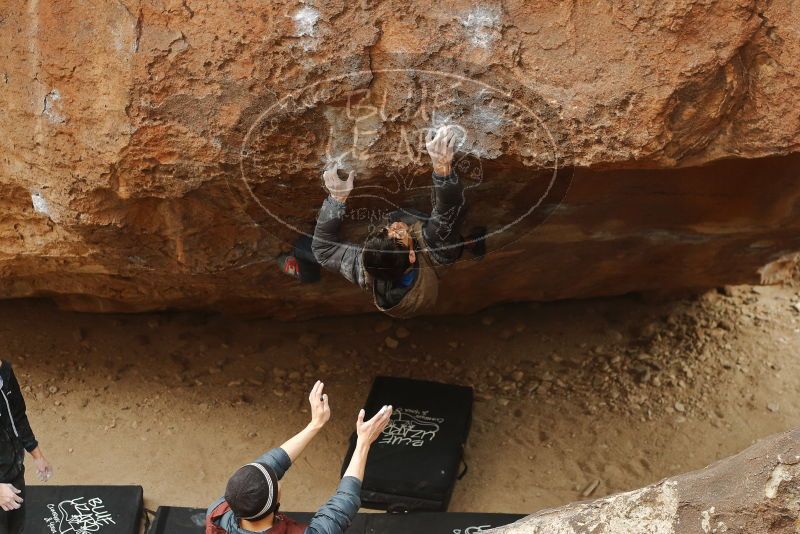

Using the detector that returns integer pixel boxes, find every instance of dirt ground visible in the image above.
[5,281,800,518]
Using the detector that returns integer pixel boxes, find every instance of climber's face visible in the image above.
[385,221,416,266]
[386,221,412,249]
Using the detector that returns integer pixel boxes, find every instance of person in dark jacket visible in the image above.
[278,125,484,318]
[0,360,53,534]
[207,380,392,534]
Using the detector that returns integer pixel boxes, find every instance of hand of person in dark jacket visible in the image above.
[31,446,53,481]
[0,484,22,511]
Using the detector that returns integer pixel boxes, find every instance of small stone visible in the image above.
[720,285,736,297]
[481,316,495,326]
[68,448,74,454]
[652,376,662,387]
[767,402,780,413]
[500,381,516,392]
[497,398,509,406]
[395,327,410,339]
[581,480,601,498]
[288,371,301,381]
[511,370,525,382]
[273,388,285,397]
[227,380,243,387]
[639,322,659,338]
[448,341,459,349]
[793,302,800,313]
[48,385,59,394]
[385,337,399,349]
[273,367,287,379]
[674,402,686,413]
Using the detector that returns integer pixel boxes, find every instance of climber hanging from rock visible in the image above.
[278,125,486,318]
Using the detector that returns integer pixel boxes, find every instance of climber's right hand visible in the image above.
[426,125,457,176]
[323,166,354,203]
[0,484,22,511]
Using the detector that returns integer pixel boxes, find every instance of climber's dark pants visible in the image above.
[292,235,322,283]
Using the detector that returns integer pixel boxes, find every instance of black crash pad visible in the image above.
[342,376,474,512]
[24,485,143,534]
[148,506,206,534]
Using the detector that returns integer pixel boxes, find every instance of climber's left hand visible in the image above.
[323,166,354,203]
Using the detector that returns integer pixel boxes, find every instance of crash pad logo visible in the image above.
[454,526,492,534]
[43,497,116,533]
[379,408,444,448]
[236,53,573,261]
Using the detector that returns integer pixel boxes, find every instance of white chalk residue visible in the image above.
[700,506,715,533]
[31,190,50,216]
[293,6,319,37]
[471,103,505,131]
[765,463,792,499]
[460,7,501,48]
[430,111,455,131]
[43,88,66,124]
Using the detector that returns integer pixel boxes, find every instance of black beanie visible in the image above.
[224,462,279,520]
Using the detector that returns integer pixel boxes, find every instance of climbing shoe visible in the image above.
[278,254,302,280]
[277,253,321,283]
